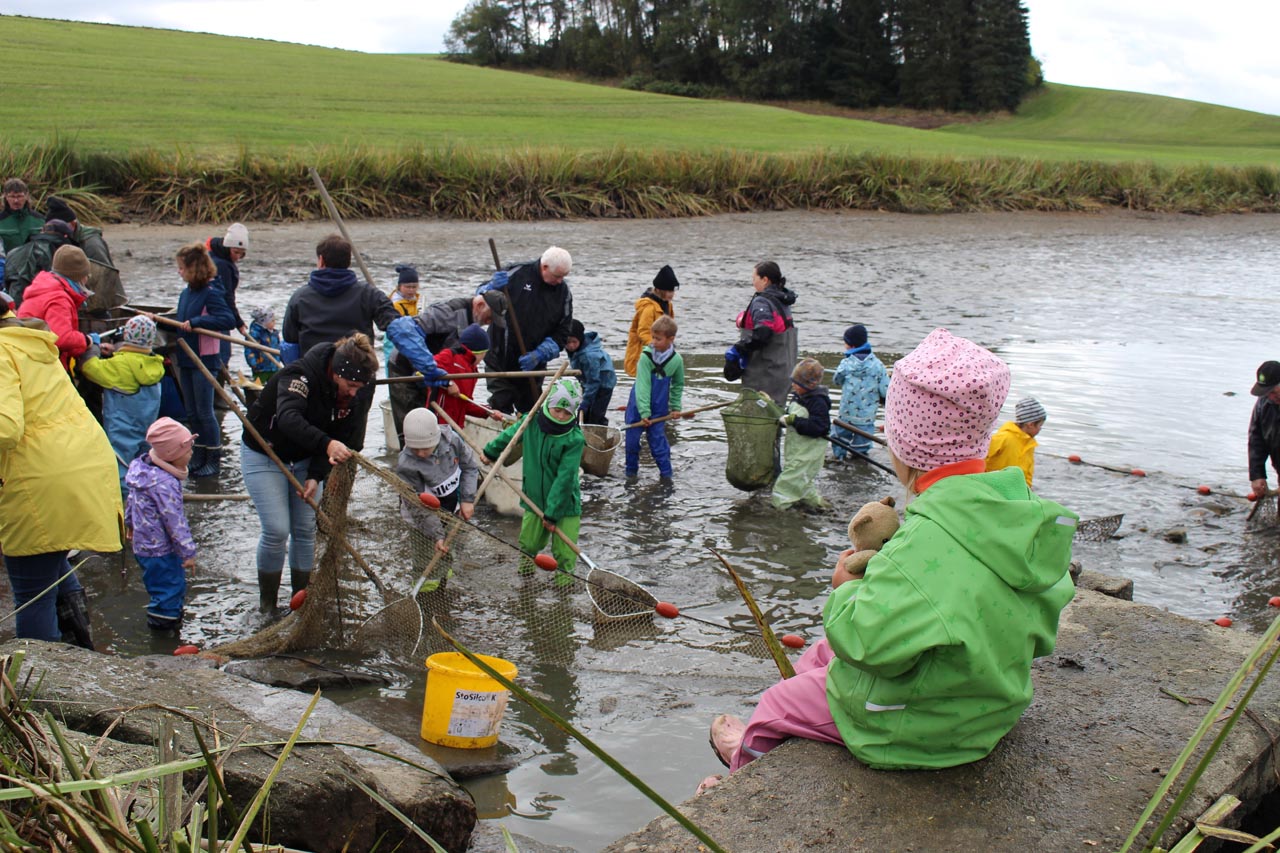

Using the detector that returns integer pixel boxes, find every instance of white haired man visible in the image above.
[482,245,575,414]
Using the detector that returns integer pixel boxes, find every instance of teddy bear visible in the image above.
[832,496,900,588]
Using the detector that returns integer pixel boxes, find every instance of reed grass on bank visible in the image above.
[3,140,1278,224]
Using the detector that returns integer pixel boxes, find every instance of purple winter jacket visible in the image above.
[124,455,196,560]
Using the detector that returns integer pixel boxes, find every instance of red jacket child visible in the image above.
[426,324,505,428]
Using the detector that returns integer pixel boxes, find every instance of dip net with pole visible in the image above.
[210,445,787,687]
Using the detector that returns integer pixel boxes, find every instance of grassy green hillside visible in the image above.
[3,15,1280,166]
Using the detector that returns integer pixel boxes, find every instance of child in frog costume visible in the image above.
[483,377,585,586]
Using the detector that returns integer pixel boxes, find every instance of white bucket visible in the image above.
[463,415,524,517]
[381,399,400,453]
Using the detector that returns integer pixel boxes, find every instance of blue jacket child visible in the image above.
[624,315,684,479]
[566,319,617,426]
[831,324,890,458]
[245,305,282,384]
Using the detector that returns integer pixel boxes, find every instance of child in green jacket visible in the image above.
[703,329,1077,790]
[483,377,585,586]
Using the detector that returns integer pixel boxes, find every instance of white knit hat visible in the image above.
[403,408,441,450]
[224,222,249,251]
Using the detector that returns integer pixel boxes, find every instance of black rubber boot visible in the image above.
[258,572,282,613]
[290,569,311,595]
[56,589,95,651]
[191,445,221,479]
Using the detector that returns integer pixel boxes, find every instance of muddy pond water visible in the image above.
[19,209,1280,851]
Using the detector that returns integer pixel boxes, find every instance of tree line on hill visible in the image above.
[445,0,1042,112]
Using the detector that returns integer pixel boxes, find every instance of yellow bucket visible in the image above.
[420,652,518,749]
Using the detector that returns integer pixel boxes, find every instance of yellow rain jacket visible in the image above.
[624,291,673,376]
[0,320,123,556]
[985,420,1037,487]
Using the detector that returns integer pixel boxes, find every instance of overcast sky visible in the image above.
[2,1,1277,116]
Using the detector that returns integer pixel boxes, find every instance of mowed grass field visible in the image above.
[4,15,1280,166]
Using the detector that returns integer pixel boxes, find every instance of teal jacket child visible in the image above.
[483,378,585,585]
[823,466,1076,770]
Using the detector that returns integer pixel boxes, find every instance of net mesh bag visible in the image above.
[720,389,783,491]
[210,455,786,685]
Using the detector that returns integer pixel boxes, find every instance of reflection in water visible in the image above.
[38,210,1280,851]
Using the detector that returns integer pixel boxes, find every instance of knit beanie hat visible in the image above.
[459,323,489,354]
[1015,397,1047,424]
[653,264,680,291]
[884,328,1010,471]
[403,408,441,450]
[395,264,419,286]
[250,305,274,326]
[147,417,196,478]
[122,315,157,350]
[223,222,249,251]
[42,219,74,240]
[44,195,76,223]
[791,358,824,390]
[568,319,585,342]
[52,245,90,284]
[544,377,583,422]
[843,324,868,349]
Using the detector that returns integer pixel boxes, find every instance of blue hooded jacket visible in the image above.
[568,331,617,407]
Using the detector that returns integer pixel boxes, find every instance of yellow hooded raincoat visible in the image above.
[0,320,123,556]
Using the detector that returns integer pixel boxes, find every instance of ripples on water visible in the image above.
[63,211,1280,850]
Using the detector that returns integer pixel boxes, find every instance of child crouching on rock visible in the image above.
[701,329,1077,793]
[483,378,585,587]
[125,417,198,632]
[395,408,479,592]
[771,358,831,510]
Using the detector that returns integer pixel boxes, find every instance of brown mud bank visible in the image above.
[6,143,1279,226]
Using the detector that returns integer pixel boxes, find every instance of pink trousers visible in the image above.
[731,637,845,772]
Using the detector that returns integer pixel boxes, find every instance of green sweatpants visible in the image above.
[517,512,581,586]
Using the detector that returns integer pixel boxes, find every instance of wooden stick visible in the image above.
[832,418,889,447]
[375,369,579,385]
[827,432,897,476]
[487,239,541,401]
[309,167,377,289]
[622,400,733,430]
[183,493,252,502]
[175,338,387,596]
[432,401,598,573]
[125,307,283,360]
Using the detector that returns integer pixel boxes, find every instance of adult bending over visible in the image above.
[241,333,378,612]
[724,261,798,406]
[704,329,1077,790]
[0,300,122,649]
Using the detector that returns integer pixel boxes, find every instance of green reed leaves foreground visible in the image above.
[3,139,1278,224]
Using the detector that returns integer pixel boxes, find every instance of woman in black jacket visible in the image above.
[240,332,378,612]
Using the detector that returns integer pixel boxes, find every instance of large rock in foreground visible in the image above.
[2,641,475,853]
[604,589,1280,852]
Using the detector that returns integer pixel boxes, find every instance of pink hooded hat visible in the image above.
[147,417,196,479]
[884,328,1010,471]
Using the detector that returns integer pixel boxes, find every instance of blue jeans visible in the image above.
[136,554,185,623]
[4,551,82,641]
[240,444,323,576]
[179,361,220,448]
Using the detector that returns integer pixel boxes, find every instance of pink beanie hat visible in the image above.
[147,417,196,477]
[884,328,1010,471]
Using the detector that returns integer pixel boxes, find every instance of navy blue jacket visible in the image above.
[175,279,236,368]
[283,268,399,355]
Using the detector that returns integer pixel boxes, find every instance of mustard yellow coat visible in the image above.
[624,293,673,377]
[0,321,123,556]
[985,420,1037,487]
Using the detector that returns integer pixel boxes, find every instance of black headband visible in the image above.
[332,350,373,384]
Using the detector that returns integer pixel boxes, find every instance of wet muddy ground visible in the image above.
[7,209,1280,851]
